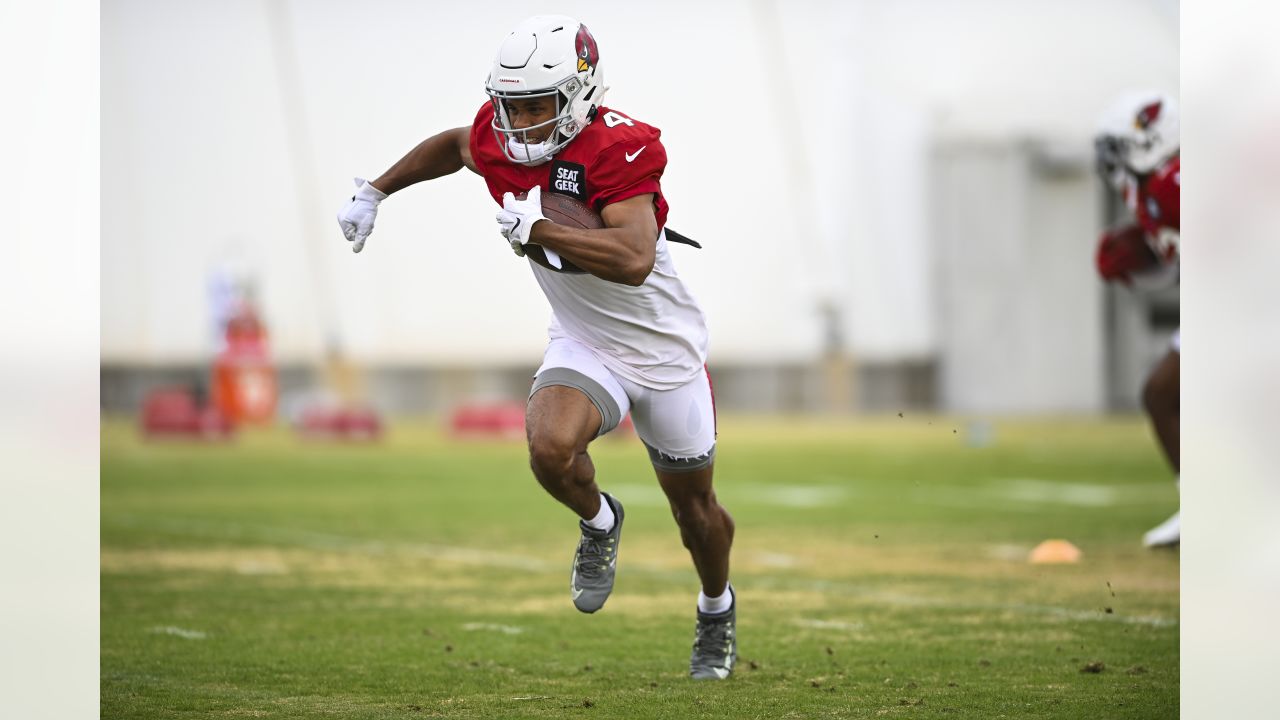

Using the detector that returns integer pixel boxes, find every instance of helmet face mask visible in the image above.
[1094,135,1131,191]
[485,16,606,166]
[1094,91,1179,187]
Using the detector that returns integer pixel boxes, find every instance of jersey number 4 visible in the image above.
[602,111,634,128]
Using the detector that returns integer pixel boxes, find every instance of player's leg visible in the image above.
[656,465,734,604]
[525,385,604,516]
[1142,345,1179,473]
[657,463,736,680]
[527,337,632,611]
[1140,333,1180,547]
[624,369,736,679]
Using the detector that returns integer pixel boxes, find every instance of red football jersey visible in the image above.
[469,103,670,231]
[1128,155,1180,261]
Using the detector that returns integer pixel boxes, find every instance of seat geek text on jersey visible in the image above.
[552,161,588,202]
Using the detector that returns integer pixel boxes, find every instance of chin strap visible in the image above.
[507,136,554,166]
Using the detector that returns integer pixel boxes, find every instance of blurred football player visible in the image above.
[337,16,736,679]
[1093,91,1180,547]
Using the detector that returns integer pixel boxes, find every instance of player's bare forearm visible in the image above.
[372,127,477,194]
[533,224,654,285]
[530,195,658,286]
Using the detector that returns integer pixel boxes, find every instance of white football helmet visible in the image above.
[1095,91,1180,189]
[485,15,607,166]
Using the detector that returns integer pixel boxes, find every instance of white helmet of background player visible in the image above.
[1094,91,1180,189]
[485,15,608,166]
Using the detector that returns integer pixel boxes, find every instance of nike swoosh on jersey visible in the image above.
[625,146,647,163]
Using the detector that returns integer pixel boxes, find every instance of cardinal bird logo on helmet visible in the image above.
[1135,101,1163,130]
[576,25,599,73]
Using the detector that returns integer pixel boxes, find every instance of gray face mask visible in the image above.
[487,76,608,167]
[489,91,574,166]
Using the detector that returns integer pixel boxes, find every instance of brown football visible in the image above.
[517,191,603,274]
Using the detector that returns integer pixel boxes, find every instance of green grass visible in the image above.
[102,415,1179,719]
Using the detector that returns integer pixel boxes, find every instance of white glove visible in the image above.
[496,185,549,258]
[337,177,388,253]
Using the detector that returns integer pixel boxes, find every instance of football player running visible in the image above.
[337,16,737,679]
[1093,91,1181,548]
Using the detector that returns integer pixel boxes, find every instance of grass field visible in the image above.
[101,415,1179,719]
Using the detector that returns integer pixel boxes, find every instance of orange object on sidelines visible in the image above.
[1029,539,1082,564]
[211,304,277,425]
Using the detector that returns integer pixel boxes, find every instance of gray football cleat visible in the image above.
[570,493,624,613]
[690,591,737,680]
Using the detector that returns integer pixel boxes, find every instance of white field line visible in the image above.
[917,479,1174,510]
[149,626,207,639]
[602,483,670,507]
[747,485,849,508]
[110,515,1176,628]
[109,515,553,572]
[998,479,1117,507]
[461,622,524,635]
[608,482,854,509]
[753,552,801,568]
[793,618,864,631]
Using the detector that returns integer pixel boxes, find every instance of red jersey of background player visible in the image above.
[1096,154,1179,283]
[469,103,670,232]
[1127,155,1180,262]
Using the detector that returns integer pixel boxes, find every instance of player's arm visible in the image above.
[371,127,478,193]
[529,194,658,286]
[338,127,478,253]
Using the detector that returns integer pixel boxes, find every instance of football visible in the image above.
[518,191,604,273]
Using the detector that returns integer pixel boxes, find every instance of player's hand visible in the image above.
[1095,224,1158,285]
[496,185,548,257]
[337,178,388,253]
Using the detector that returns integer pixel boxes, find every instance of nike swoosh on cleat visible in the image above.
[570,570,584,599]
[712,667,730,679]
[625,146,647,163]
